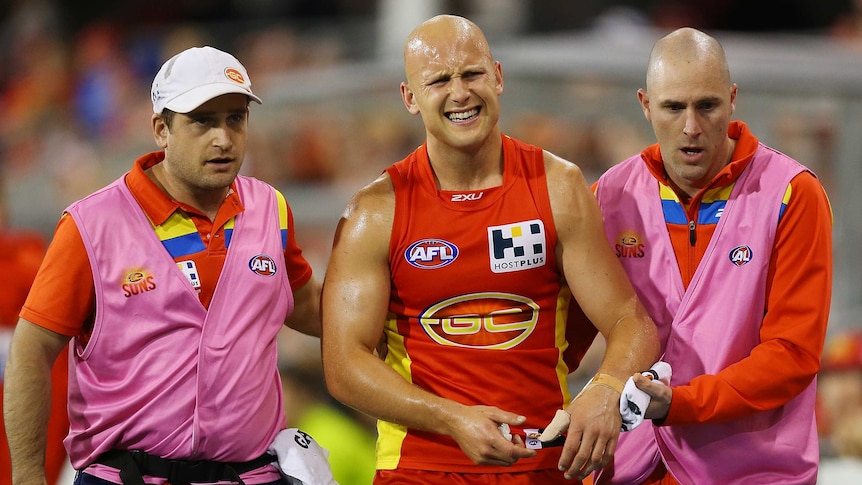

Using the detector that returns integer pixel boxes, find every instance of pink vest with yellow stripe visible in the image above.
[64,174,292,471]
[594,145,818,484]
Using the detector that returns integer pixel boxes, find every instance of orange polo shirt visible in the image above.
[21,151,313,338]
[592,121,832,425]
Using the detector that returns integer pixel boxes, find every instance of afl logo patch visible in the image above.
[249,254,277,276]
[729,245,752,267]
[405,239,458,269]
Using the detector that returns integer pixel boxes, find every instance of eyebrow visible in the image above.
[658,95,721,106]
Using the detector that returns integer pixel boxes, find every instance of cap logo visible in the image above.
[224,68,246,85]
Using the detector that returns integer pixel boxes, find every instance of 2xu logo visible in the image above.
[419,292,538,350]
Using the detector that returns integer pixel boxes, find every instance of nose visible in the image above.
[683,109,701,137]
[212,125,233,150]
[448,76,470,102]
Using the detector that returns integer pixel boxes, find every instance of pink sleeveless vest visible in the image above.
[594,145,818,484]
[64,175,293,469]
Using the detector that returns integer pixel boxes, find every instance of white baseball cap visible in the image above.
[151,46,262,114]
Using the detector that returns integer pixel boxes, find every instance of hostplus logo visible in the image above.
[487,220,546,274]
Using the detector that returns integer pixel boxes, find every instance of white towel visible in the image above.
[267,428,338,485]
[620,361,672,432]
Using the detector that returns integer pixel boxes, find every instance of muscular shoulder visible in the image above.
[542,151,595,215]
[343,173,395,225]
[336,173,396,255]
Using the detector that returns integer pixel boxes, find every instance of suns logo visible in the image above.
[249,254,277,276]
[405,239,459,269]
[122,268,156,298]
[224,68,246,84]
[729,245,752,267]
[419,292,538,350]
[615,231,645,258]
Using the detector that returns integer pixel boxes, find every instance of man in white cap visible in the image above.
[4,46,327,485]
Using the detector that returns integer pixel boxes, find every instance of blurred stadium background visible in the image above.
[4,0,858,333]
[2,0,861,483]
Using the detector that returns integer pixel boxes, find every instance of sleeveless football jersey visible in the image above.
[379,134,576,472]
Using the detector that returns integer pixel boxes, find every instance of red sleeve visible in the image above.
[0,231,45,327]
[0,230,70,485]
[20,214,95,337]
[665,172,832,425]
[283,203,313,290]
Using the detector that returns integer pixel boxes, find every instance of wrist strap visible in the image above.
[589,373,625,394]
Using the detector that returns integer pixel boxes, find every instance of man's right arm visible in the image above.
[320,175,535,466]
[4,318,71,485]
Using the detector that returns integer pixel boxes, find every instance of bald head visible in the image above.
[403,15,493,79]
[646,28,730,92]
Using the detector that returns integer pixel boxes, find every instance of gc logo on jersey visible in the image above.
[419,292,538,350]
[405,239,459,269]
[729,245,752,267]
[487,219,546,274]
[249,254,277,276]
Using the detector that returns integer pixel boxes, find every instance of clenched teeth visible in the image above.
[448,108,478,121]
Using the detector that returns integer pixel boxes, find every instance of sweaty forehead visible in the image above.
[405,34,490,79]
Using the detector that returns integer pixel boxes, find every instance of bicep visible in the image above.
[547,158,642,336]
[9,318,71,368]
[322,189,394,354]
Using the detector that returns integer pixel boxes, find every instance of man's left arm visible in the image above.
[285,278,322,337]
[280,198,322,338]
[545,153,661,479]
[661,172,833,425]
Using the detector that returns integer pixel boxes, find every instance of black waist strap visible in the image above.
[95,450,275,485]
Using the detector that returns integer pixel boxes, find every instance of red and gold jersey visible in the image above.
[379,135,576,472]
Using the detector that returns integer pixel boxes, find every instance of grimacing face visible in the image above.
[638,57,737,197]
[400,21,504,154]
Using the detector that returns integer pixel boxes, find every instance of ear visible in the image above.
[729,83,738,115]
[494,61,504,95]
[152,113,169,149]
[400,82,420,115]
[637,88,651,122]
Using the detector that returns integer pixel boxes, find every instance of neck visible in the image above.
[146,164,227,221]
[426,134,504,191]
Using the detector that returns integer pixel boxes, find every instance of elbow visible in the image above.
[640,318,662,363]
[321,349,355,406]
